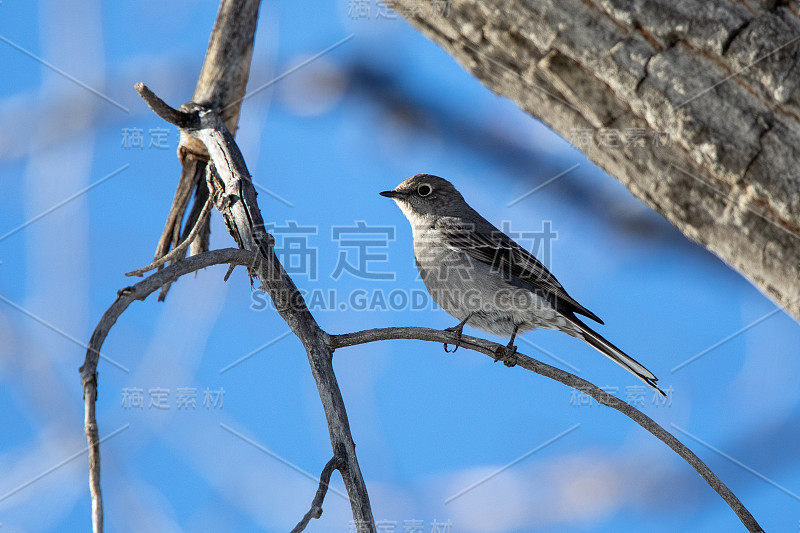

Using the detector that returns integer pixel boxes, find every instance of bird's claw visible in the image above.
[443,325,464,353]
[442,327,462,353]
[493,344,518,367]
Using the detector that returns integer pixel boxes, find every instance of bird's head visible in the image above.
[380,174,466,222]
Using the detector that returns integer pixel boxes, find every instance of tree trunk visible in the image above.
[392,0,800,321]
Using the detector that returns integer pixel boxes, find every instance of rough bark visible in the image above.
[154,0,261,300]
[391,0,800,321]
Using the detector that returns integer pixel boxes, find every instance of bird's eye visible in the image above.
[417,183,432,197]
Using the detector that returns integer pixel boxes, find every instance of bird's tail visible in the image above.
[567,315,665,397]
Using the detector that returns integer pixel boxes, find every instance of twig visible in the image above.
[79,248,259,533]
[125,193,214,277]
[83,376,101,533]
[153,151,207,300]
[135,83,201,130]
[291,446,346,533]
[329,328,764,533]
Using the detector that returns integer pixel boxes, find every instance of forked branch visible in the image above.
[134,83,378,532]
[291,444,347,533]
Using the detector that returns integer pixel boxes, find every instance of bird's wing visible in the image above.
[437,220,604,324]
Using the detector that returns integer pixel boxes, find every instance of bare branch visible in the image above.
[291,445,347,533]
[81,240,763,533]
[83,381,101,533]
[152,157,207,301]
[85,5,257,514]
[79,248,257,533]
[125,192,214,277]
[330,327,765,533]
[145,0,262,301]
[134,83,201,130]
[134,86,377,532]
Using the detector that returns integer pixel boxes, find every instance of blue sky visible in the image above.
[1,1,799,532]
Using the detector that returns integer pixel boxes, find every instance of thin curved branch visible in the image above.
[291,445,347,533]
[125,192,214,277]
[79,248,257,533]
[329,328,764,533]
[83,2,262,527]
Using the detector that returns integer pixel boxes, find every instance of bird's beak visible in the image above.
[379,190,406,199]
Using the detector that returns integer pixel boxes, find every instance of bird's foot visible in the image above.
[443,318,469,353]
[443,325,463,353]
[493,343,518,367]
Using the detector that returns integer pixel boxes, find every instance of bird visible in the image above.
[380,173,664,396]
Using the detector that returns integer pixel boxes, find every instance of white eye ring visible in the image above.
[417,183,432,197]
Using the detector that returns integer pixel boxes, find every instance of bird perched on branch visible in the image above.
[381,174,664,396]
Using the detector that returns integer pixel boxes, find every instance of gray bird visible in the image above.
[380,174,664,396]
